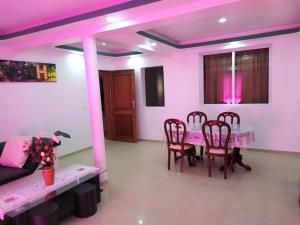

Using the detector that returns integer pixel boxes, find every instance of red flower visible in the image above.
[25,137,55,169]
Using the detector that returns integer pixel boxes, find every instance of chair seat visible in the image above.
[169,143,195,151]
[207,148,233,155]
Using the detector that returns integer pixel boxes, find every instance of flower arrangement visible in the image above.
[24,131,70,186]
[26,137,56,169]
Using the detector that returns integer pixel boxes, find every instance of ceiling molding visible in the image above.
[0,0,161,40]
[56,45,143,57]
[137,26,300,49]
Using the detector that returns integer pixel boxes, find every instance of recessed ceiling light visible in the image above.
[150,42,157,47]
[138,44,154,51]
[224,41,245,49]
[102,42,106,46]
[106,16,119,23]
[219,17,227,23]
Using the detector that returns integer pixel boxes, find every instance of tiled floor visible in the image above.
[60,141,300,225]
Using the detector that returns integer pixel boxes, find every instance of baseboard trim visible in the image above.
[59,146,92,159]
[247,148,300,155]
[138,139,162,143]
[58,140,300,157]
[139,139,300,154]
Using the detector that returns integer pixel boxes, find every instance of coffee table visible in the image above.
[0,164,100,225]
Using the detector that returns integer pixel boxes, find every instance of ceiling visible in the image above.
[65,0,300,55]
[0,0,299,55]
[0,0,130,34]
[68,40,138,54]
[148,0,300,44]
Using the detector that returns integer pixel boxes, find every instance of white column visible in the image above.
[82,35,108,181]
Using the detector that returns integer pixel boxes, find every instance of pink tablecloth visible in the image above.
[184,124,255,148]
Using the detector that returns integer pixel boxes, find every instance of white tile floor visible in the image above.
[60,141,300,225]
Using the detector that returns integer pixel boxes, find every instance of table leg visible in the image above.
[219,148,251,171]
[194,146,204,160]
[234,148,251,171]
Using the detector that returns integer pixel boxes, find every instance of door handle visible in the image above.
[131,100,136,108]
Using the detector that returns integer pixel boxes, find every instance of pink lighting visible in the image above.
[222,72,242,104]
[222,73,232,104]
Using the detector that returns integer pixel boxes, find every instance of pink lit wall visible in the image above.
[107,32,300,152]
[0,45,114,156]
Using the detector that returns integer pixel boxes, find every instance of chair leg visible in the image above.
[224,156,228,179]
[168,151,171,170]
[207,155,212,177]
[180,153,184,173]
[174,152,177,163]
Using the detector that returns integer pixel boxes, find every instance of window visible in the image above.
[204,48,269,104]
[144,66,165,106]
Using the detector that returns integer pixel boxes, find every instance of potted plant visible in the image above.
[26,131,70,186]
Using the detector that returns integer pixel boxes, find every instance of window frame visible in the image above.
[200,44,272,107]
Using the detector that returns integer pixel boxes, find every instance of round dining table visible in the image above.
[185,123,255,171]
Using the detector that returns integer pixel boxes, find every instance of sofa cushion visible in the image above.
[0,166,31,185]
[0,137,31,168]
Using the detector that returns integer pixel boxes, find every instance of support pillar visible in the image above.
[82,35,108,181]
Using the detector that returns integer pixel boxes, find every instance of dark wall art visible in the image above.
[0,60,56,82]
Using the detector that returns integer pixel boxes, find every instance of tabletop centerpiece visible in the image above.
[25,131,70,186]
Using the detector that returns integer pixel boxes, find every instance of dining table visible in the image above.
[185,123,255,171]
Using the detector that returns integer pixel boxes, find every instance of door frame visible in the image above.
[99,69,137,142]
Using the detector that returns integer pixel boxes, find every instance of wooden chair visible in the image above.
[202,120,233,179]
[217,111,240,170]
[217,112,240,125]
[187,111,208,159]
[187,111,208,124]
[164,118,196,173]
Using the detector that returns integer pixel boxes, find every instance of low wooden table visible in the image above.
[0,164,101,225]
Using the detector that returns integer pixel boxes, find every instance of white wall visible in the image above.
[107,32,300,152]
[0,45,114,156]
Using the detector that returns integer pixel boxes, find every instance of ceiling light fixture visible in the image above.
[219,17,227,23]
[138,44,154,51]
[224,41,245,49]
[106,16,119,23]
[102,42,106,46]
[150,42,157,47]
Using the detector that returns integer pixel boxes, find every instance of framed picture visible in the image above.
[0,60,56,82]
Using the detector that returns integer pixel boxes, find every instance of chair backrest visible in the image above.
[164,118,187,147]
[187,111,208,124]
[202,120,231,152]
[217,112,240,125]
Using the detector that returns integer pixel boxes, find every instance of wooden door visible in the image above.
[99,70,113,140]
[110,70,137,142]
